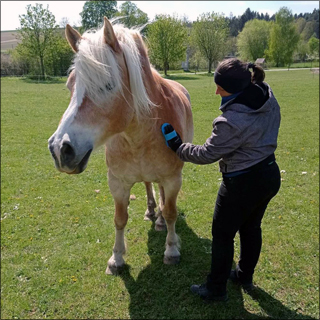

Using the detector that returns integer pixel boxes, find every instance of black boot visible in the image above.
[229,269,254,292]
[190,284,228,302]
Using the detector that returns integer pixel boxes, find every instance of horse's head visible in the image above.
[48,17,152,174]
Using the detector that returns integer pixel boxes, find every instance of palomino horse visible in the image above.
[48,17,193,274]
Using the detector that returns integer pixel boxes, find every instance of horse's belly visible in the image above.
[107,156,183,184]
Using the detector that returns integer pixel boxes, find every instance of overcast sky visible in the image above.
[1,1,319,31]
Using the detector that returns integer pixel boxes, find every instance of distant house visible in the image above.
[255,58,267,69]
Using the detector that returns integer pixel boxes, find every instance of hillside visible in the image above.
[1,30,20,52]
[1,28,66,52]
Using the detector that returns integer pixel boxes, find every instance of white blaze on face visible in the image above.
[52,82,86,167]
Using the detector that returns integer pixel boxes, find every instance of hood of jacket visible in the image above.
[220,82,272,113]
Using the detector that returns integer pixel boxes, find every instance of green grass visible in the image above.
[1,70,319,319]
[158,61,320,76]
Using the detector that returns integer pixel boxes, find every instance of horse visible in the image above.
[48,17,193,275]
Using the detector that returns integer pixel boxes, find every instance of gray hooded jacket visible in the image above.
[176,83,281,173]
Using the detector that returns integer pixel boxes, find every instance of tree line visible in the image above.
[1,1,319,78]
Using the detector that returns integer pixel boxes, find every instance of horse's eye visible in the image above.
[99,83,114,92]
[105,83,113,91]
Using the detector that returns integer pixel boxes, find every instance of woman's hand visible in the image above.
[161,123,182,152]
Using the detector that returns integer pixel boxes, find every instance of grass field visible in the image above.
[1,70,319,319]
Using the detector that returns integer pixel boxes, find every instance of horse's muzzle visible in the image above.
[48,137,92,174]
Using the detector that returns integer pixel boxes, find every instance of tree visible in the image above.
[115,1,148,28]
[295,17,307,34]
[301,20,317,41]
[60,17,70,28]
[228,13,241,37]
[308,35,319,55]
[17,3,58,79]
[294,39,309,62]
[191,12,229,73]
[239,8,256,31]
[80,1,117,31]
[189,49,207,73]
[308,35,320,67]
[227,36,238,57]
[266,7,300,67]
[45,33,74,76]
[12,43,38,75]
[237,19,271,62]
[147,14,187,76]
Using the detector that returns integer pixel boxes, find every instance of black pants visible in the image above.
[206,159,281,295]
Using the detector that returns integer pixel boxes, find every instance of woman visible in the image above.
[161,58,281,302]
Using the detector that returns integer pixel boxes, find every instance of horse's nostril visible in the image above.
[48,143,57,160]
[61,142,76,163]
[48,135,55,144]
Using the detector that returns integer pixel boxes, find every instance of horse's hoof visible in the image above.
[144,208,156,221]
[144,213,155,221]
[163,255,180,265]
[105,264,124,275]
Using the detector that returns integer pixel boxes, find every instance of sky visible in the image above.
[1,1,319,31]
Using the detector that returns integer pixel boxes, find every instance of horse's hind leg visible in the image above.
[144,182,166,231]
[161,176,182,264]
[144,182,156,221]
[106,170,132,275]
[155,184,166,231]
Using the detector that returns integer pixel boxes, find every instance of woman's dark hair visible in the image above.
[247,61,265,83]
[214,58,265,93]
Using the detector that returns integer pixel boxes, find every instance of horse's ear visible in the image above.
[66,24,81,52]
[103,17,121,53]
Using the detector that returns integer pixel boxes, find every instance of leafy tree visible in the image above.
[237,19,271,62]
[266,7,300,67]
[295,8,319,38]
[308,35,320,55]
[301,20,317,41]
[228,13,241,37]
[294,39,309,62]
[226,36,238,57]
[189,49,207,73]
[228,8,274,37]
[147,14,187,76]
[17,3,58,79]
[80,0,117,31]
[227,8,318,40]
[45,33,74,76]
[191,12,229,73]
[308,35,320,67]
[12,43,38,75]
[295,17,307,34]
[2,48,34,76]
[115,1,148,28]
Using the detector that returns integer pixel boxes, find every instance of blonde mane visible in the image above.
[70,22,154,117]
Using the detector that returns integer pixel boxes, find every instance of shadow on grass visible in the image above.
[119,215,316,319]
[19,77,66,84]
[163,73,214,81]
[164,75,203,81]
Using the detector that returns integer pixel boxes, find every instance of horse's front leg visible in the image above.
[106,170,132,275]
[161,176,182,265]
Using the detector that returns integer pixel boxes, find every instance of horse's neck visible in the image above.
[132,34,162,105]
[120,35,163,141]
